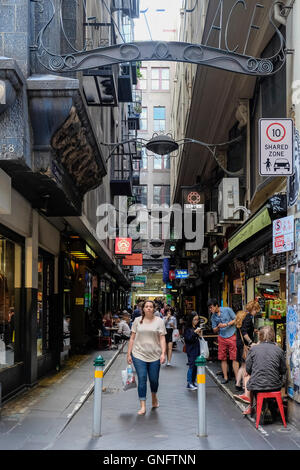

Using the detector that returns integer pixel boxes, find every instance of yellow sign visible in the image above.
[228,207,271,252]
[197,374,205,384]
[95,370,103,379]
[75,298,84,305]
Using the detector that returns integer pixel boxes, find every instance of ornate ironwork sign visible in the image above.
[33,0,286,77]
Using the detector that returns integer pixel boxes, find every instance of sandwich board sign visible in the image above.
[259,119,294,176]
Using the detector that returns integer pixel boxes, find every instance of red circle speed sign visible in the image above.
[266,122,286,143]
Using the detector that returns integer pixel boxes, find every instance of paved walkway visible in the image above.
[1,342,300,451]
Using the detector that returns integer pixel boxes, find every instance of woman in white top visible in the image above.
[127,300,167,415]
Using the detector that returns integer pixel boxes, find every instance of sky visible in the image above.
[134,0,183,41]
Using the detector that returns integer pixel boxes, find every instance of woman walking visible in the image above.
[184,312,202,390]
[234,300,261,401]
[127,300,167,415]
[163,307,177,366]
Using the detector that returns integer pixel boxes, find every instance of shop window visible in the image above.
[37,251,54,357]
[0,236,22,368]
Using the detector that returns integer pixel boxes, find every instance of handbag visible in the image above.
[239,328,249,361]
[172,328,180,342]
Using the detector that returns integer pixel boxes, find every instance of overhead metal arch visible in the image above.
[36,39,285,76]
[34,0,287,77]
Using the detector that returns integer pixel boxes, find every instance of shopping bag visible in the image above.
[172,328,180,342]
[199,337,209,359]
[121,366,137,391]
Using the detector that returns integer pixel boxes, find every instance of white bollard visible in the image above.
[195,355,207,437]
[92,355,105,437]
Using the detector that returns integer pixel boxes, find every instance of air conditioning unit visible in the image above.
[218,178,240,222]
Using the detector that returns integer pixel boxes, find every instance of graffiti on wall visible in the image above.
[286,305,300,402]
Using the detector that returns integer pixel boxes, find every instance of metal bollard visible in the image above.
[92,355,105,437]
[195,355,207,437]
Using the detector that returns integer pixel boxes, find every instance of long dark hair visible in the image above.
[140,300,155,324]
[185,311,199,329]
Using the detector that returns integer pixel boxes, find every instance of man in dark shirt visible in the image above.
[132,302,142,321]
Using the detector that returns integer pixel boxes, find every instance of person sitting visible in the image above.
[114,313,131,344]
[242,325,286,416]
[103,312,112,328]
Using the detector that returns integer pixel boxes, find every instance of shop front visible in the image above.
[244,244,287,347]
[36,248,56,378]
[0,224,24,399]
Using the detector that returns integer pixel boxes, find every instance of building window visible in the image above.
[0,235,23,368]
[137,67,147,90]
[140,107,148,131]
[141,148,148,169]
[151,68,170,90]
[153,106,166,131]
[153,185,170,205]
[153,154,170,170]
[133,185,148,206]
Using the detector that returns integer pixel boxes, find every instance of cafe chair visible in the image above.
[255,391,287,429]
[97,331,111,350]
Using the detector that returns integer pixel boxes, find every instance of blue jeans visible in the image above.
[187,364,197,384]
[132,355,161,400]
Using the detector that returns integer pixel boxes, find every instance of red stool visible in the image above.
[98,335,111,350]
[255,391,287,429]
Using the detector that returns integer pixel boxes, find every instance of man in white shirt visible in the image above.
[114,313,131,344]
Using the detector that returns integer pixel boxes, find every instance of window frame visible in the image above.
[151,67,170,91]
[153,106,166,132]
[153,184,170,205]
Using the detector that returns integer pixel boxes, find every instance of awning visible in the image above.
[228,206,272,252]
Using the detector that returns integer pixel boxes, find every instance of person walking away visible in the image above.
[234,301,261,401]
[208,298,239,384]
[242,325,286,416]
[163,307,177,366]
[127,300,167,415]
[132,302,142,321]
[184,312,202,390]
[114,313,131,344]
[154,303,163,318]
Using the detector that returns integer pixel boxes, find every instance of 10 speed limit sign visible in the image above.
[259,118,294,176]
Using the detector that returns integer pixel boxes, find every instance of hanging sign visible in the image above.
[259,119,294,176]
[115,237,132,255]
[122,253,143,266]
[273,215,294,254]
[175,269,189,279]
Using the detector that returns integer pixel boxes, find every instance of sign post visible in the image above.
[259,119,294,176]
